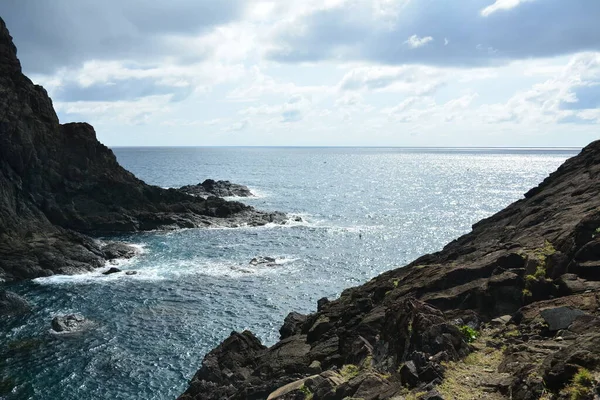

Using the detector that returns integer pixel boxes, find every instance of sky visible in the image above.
[1,0,599,147]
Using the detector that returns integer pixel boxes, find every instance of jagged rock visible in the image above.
[399,361,419,387]
[0,290,31,315]
[0,17,286,282]
[103,267,122,275]
[542,333,600,390]
[178,179,254,198]
[51,314,91,333]
[280,312,307,340]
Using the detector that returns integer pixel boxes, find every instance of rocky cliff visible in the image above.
[179,141,600,399]
[0,18,283,281]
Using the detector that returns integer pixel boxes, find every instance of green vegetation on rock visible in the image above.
[459,325,479,343]
[563,368,595,400]
[299,384,313,400]
[340,364,360,380]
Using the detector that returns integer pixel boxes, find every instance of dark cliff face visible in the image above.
[0,18,283,281]
[179,139,600,399]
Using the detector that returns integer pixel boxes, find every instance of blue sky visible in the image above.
[1,0,599,146]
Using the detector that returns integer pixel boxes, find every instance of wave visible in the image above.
[33,255,301,285]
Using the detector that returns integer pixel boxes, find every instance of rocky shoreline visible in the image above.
[2,13,600,400]
[178,141,600,400]
[0,17,285,282]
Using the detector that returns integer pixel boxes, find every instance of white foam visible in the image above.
[33,255,301,285]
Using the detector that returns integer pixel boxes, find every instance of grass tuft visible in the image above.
[340,364,360,380]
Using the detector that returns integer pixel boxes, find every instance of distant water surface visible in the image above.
[0,147,578,399]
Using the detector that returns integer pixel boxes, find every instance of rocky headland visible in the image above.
[178,179,255,198]
[178,140,600,400]
[0,17,284,282]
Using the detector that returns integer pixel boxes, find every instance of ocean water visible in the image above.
[0,147,578,399]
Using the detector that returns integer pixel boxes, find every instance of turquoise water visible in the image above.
[0,147,577,399]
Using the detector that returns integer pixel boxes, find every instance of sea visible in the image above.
[0,147,579,399]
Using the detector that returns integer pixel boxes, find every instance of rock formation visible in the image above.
[179,179,254,198]
[51,313,92,333]
[179,141,600,399]
[0,17,284,282]
[0,290,31,316]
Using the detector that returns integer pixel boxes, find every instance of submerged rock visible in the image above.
[178,179,254,198]
[51,314,91,333]
[103,267,122,275]
[0,290,31,316]
[250,256,277,266]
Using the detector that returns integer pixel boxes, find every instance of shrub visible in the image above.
[459,325,479,343]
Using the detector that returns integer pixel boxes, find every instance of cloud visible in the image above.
[480,0,533,17]
[404,34,434,49]
[54,95,174,125]
[0,0,246,74]
[338,65,446,95]
[239,94,313,123]
[228,119,250,131]
[266,0,600,66]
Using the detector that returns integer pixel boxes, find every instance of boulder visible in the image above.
[540,307,587,331]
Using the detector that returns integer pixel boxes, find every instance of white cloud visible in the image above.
[54,95,173,125]
[404,34,434,49]
[338,65,445,95]
[228,119,251,131]
[239,94,314,123]
[480,0,533,17]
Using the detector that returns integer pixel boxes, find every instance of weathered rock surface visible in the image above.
[0,17,285,282]
[0,290,31,316]
[102,242,139,260]
[180,138,600,399]
[51,314,91,333]
[179,179,254,198]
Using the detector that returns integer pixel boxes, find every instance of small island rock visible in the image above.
[179,179,254,198]
[51,314,91,333]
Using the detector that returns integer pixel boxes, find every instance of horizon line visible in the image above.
[108,145,584,150]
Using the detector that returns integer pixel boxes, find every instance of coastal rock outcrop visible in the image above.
[0,17,284,282]
[51,314,92,333]
[180,140,600,400]
[0,290,31,316]
[179,179,254,198]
